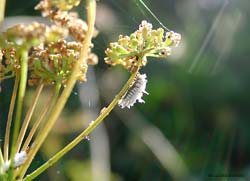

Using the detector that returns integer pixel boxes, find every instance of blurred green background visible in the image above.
[1,0,250,180]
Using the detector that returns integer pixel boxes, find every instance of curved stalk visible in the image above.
[17,0,96,179]
[16,82,44,152]
[4,75,20,161]
[21,83,61,152]
[23,64,140,181]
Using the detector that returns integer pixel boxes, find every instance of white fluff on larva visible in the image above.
[3,151,27,172]
[118,73,148,109]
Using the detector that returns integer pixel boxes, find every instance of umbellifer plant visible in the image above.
[0,0,181,180]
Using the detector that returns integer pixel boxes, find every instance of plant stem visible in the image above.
[16,82,44,152]
[18,0,96,178]
[0,0,5,27]
[3,75,20,161]
[0,149,4,177]
[23,65,140,181]
[9,49,28,180]
[21,83,61,151]
[0,149,4,169]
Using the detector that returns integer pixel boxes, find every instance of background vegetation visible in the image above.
[1,0,250,180]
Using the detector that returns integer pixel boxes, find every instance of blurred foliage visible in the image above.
[1,0,250,180]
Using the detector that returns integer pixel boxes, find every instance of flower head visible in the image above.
[28,40,90,86]
[104,20,181,70]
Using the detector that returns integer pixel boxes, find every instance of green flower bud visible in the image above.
[104,20,181,71]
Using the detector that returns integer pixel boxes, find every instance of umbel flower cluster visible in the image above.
[105,20,181,71]
[0,0,98,86]
[105,21,181,108]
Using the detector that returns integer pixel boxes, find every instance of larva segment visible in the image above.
[118,73,148,109]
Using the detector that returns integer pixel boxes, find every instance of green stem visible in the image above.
[18,0,96,178]
[23,64,140,181]
[16,82,44,152]
[21,83,61,152]
[9,49,28,180]
[0,149,4,171]
[0,0,5,27]
[3,75,20,161]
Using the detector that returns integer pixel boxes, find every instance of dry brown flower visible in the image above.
[28,39,96,86]
[2,22,47,46]
[36,0,98,42]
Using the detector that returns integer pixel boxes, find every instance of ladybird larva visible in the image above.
[118,73,149,109]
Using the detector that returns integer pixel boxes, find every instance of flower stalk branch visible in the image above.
[21,83,61,152]
[16,82,44,152]
[4,75,20,161]
[9,49,29,180]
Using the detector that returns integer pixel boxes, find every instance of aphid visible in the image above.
[118,73,148,109]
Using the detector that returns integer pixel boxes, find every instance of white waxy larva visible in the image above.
[3,151,27,172]
[118,73,148,109]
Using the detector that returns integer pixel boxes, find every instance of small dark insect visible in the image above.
[118,73,148,109]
